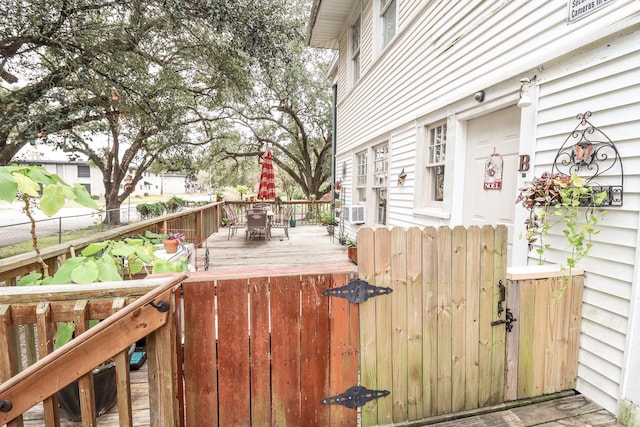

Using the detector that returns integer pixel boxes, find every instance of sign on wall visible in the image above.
[567,0,615,24]
[484,149,503,190]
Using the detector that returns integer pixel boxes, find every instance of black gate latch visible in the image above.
[322,386,389,408]
[491,308,517,333]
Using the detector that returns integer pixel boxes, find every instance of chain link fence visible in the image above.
[0,207,142,250]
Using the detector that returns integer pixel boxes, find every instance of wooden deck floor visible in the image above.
[428,394,623,426]
[16,227,623,426]
[192,224,356,275]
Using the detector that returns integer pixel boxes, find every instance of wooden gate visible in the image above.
[357,226,507,425]
[181,272,358,426]
[356,225,584,426]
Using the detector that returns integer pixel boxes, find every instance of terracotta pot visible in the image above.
[348,246,357,265]
[163,239,179,254]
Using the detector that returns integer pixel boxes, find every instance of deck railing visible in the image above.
[0,274,185,427]
[0,202,221,286]
[0,268,357,427]
[225,200,332,226]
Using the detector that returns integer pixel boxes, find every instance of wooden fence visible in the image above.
[0,225,584,427]
[0,275,185,426]
[182,271,357,426]
[355,225,584,426]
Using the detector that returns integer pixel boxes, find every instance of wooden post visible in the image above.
[146,291,182,427]
[74,299,97,427]
[35,302,59,427]
[112,298,133,427]
[0,305,23,427]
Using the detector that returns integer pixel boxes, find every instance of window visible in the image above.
[373,144,388,225]
[77,165,90,178]
[80,183,91,194]
[351,15,361,84]
[373,144,388,186]
[356,151,367,186]
[379,0,396,48]
[425,122,447,202]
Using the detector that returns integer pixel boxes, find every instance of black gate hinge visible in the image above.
[321,279,392,303]
[322,386,390,408]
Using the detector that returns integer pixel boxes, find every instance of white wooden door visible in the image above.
[463,106,520,265]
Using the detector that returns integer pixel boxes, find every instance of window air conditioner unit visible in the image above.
[345,205,366,224]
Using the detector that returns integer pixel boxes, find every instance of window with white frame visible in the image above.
[379,0,396,48]
[351,15,361,85]
[373,144,388,224]
[356,151,367,186]
[425,122,447,203]
[355,151,367,204]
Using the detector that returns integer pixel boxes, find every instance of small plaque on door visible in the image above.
[484,148,503,190]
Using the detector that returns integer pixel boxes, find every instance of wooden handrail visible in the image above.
[0,202,221,284]
[0,273,186,425]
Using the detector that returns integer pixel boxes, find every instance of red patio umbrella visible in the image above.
[257,149,276,200]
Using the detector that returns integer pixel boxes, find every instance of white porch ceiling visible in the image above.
[306,0,357,49]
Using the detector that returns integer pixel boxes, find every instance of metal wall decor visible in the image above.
[551,111,623,206]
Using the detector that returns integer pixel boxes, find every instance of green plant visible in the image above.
[18,235,187,347]
[236,184,250,200]
[0,165,99,276]
[319,209,336,225]
[165,196,186,213]
[516,172,607,268]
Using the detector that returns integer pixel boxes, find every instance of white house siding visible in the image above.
[319,0,640,422]
[530,29,640,417]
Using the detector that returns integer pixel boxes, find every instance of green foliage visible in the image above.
[235,185,250,200]
[0,165,99,212]
[136,202,166,219]
[517,172,606,268]
[165,196,187,213]
[319,209,337,225]
[1,0,304,224]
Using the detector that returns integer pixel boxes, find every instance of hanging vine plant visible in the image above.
[516,171,607,268]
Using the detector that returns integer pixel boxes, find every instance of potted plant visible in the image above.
[326,218,339,236]
[215,190,224,202]
[347,239,357,264]
[143,230,186,254]
[162,231,185,254]
[235,184,249,201]
[319,209,333,226]
[516,172,607,268]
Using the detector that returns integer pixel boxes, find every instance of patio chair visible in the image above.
[246,211,270,242]
[270,205,291,239]
[223,204,245,240]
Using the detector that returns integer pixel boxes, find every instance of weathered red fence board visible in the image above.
[183,280,218,426]
[249,277,271,427]
[271,275,302,425]
[217,278,250,425]
[300,275,331,425]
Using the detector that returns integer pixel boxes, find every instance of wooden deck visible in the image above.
[428,393,623,426]
[193,224,356,275]
[15,227,622,426]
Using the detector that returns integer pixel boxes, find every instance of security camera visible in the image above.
[474,91,485,102]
